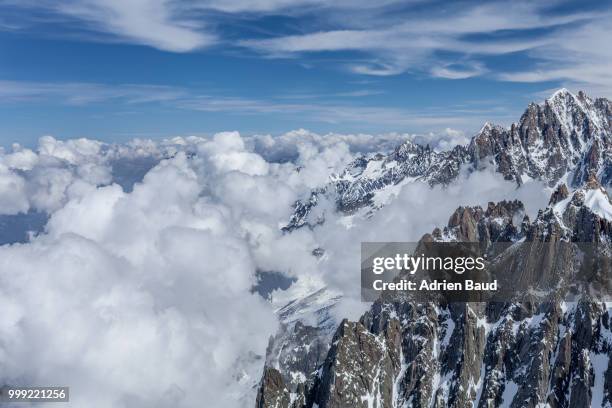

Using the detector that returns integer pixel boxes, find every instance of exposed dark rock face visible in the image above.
[256,367,291,408]
[433,200,525,244]
[313,319,401,408]
[265,321,329,392]
[258,89,612,407]
[332,143,472,214]
[549,183,570,205]
[257,181,612,407]
[284,189,325,231]
[256,288,342,408]
[286,89,611,231]
[529,175,612,243]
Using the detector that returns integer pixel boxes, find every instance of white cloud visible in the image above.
[0,164,29,214]
[194,0,402,13]
[2,145,38,171]
[4,0,215,52]
[0,136,117,214]
[409,128,471,151]
[310,167,551,298]
[0,128,474,217]
[0,131,375,407]
[0,81,186,105]
[430,62,488,80]
[240,1,607,81]
[0,228,277,407]
[0,80,511,132]
[0,129,571,407]
[1,0,403,52]
[0,140,282,407]
[2,0,611,95]
[200,132,271,176]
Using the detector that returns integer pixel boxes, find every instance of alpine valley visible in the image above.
[256,89,612,408]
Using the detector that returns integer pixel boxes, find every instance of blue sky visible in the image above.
[0,0,611,146]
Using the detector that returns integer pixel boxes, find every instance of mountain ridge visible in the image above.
[286,89,611,231]
[257,174,612,408]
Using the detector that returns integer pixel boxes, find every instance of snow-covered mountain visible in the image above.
[257,175,612,408]
[256,89,612,408]
[286,89,611,230]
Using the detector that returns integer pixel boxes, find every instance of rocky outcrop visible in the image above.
[432,200,524,244]
[530,174,612,243]
[265,321,329,392]
[256,367,291,408]
[313,319,401,408]
[549,183,570,205]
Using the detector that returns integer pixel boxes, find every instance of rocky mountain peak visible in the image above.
[546,87,574,106]
[428,200,525,244]
[549,183,570,205]
[478,121,504,135]
[530,176,612,243]
[542,87,609,137]
[255,367,291,408]
[585,172,604,190]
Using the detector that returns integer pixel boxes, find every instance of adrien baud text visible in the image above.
[371,253,498,292]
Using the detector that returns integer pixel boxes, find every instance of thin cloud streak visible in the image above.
[0,80,515,131]
[497,20,612,98]
[239,1,603,79]
[0,81,188,105]
[0,0,216,52]
[2,0,611,96]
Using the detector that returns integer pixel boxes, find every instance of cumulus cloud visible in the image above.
[0,149,282,407]
[408,128,471,152]
[0,130,557,407]
[0,136,113,214]
[0,164,29,214]
[245,128,473,163]
[201,132,271,177]
[0,130,416,216]
[0,130,366,407]
[0,223,277,408]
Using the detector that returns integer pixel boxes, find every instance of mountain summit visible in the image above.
[286,90,611,230]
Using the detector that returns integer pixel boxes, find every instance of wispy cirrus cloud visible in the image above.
[1,0,611,140]
[0,80,517,131]
[158,89,499,129]
[430,62,488,80]
[497,20,612,97]
[0,0,404,52]
[0,80,187,105]
[0,0,215,52]
[238,1,602,78]
[1,0,611,93]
